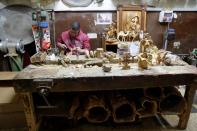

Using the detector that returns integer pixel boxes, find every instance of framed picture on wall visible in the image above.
[96,13,112,25]
[117,5,147,32]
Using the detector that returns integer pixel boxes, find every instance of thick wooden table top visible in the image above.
[8,64,197,92]
[0,63,196,92]
[15,64,197,79]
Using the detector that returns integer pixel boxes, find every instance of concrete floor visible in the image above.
[37,113,197,131]
[0,111,197,131]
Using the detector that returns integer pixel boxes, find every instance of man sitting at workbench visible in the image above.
[57,21,90,56]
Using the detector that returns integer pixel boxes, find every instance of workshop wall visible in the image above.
[147,12,197,54]
[54,11,197,53]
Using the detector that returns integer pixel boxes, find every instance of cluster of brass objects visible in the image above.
[136,33,180,69]
[89,49,116,72]
[104,15,141,42]
[115,33,160,70]
[103,14,181,70]
[30,37,185,70]
[30,44,184,71]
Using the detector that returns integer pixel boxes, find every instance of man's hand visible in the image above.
[71,47,89,56]
[72,47,80,53]
[59,44,67,49]
[57,42,67,50]
[84,50,90,58]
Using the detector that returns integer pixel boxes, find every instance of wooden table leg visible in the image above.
[178,81,197,129]
[21,92,38,131]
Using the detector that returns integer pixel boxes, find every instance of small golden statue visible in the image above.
[138,52,149,70]
[139,34,154,53]
[117,31,130,42]
[119,52,131,70]
[105,22,117,43]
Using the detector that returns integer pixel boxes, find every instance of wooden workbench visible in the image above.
[0,64,197,131]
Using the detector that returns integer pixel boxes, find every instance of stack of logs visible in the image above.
[66,86,186,124]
